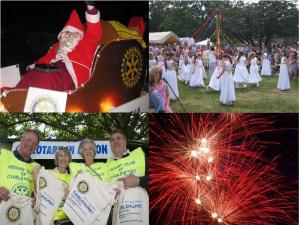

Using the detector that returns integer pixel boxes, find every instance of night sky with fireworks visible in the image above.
[149,113,298,225]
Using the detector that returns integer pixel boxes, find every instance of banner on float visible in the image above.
[24,87,67,112]
[12,141,113,159]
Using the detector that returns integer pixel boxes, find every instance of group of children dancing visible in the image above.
[149,43,293,108]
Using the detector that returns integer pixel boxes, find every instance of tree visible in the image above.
[149,0,298,45]
[254,1,298,45]
[0,113,148,141]
[149,1,207,36]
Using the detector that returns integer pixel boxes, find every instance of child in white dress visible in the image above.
[208,59,222,91]
[165,52,179,100]
[202,63,208,80]
[261,48,272,76]
[149,52,157,68]
[202,46,209,69]
[233,52,249,88]
[184,53,194,84]
[218,55,236,105]
[190,53,205,87]
[208,46,217,78]
[156,51,166,78]
[248,52,262,86]
[177,51,186,81]
[277,53,291,91]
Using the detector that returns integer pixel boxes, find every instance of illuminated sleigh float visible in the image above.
[1,21,147,112]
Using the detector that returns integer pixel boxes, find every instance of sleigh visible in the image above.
[0,21,147,112]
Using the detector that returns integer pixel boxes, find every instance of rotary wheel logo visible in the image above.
[77,181,89,194]
[30,96,58,112]
[7,206,21,222]
[12,185,28,197]
[121,47,143,88]
[39,177,47,189]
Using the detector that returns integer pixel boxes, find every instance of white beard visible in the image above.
[56,34,80,60]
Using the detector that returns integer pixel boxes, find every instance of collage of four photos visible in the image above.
[0,1,299,225]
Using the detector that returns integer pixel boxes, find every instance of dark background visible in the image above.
[150,113,299,179]
[1,1,149,73]
[149,113,299,225]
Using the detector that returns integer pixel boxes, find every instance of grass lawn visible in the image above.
[170,74,299,113]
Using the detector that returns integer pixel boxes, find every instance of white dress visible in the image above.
[149,59,157,68]
[203,65,207,80]
[248,57,262,84]
[202,50,209,68]
[208,51,217,76]
[261,53,271,76]
[220,61,236,105]
[165,60,179,100]
[277,57,290,90]
[233,56,249,83]
[190,59,205,87]
[177,55,186,81]
[157,55,166,78]
[208,60,221,91]
[183,56,194,83]
[183,48,189,58]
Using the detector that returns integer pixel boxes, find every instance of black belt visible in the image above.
[35,64,59,72]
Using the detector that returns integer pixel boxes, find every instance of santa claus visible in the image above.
[7,2,102,92]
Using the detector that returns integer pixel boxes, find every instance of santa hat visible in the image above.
[128,16,146,37]
[58,10,84,40]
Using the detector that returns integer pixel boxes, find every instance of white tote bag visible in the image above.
[63,171,116,225]
[35,167,65,225]
[0,193,34,225]
[113,186,149,225]
[91,180,122,225]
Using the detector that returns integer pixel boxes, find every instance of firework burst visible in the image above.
[150,114,298,225]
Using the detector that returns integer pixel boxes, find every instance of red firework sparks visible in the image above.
[149,114,298,225]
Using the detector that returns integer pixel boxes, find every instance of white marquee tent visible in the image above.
[149,31,180,44]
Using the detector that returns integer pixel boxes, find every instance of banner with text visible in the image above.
[12,141,112,159]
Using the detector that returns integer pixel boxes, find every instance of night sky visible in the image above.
[149,113,299,225]
[1,1,149,71]
[150,113,299,180]
[1,1,148,33]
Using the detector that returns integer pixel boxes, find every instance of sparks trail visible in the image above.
[149,114,298,225]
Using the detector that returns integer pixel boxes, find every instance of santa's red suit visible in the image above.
[11,8,102,91]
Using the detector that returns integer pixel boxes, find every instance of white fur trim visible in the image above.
[64,57,78,88]
[50,59,56,64]
[85,11,100,24]
[57,25,83,40]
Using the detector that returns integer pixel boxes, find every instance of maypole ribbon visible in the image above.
[223,16,248,43]
[191,12,216,39]
[222,21,245,43]
[220,30,235,46]
[224,16,247,40]
[209,30,216,40]
[198,17,216,42]
[215,14,221,59]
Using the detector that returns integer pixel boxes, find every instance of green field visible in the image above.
[170,74,299,113]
